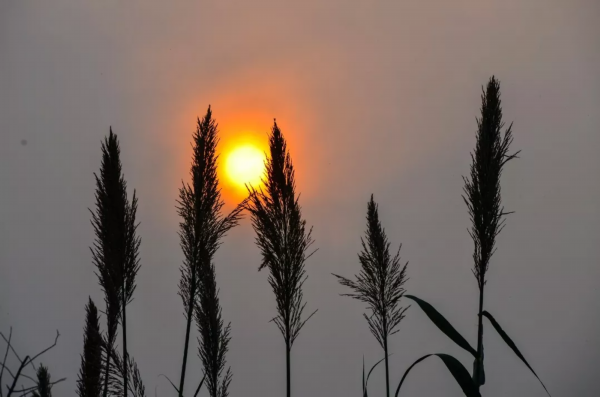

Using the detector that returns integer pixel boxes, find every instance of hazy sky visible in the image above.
[1,1,599,396]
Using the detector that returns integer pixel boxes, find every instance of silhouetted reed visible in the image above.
[464,75,520,388]
[105,345,146,397]
[175,106,244,397]
[333,195,409,397]
[32,365,52,397]
[77,298,103,397]
[244,120,317,397]
[194,263,232,397]
[4,76,559,397]
[89,129,141,397]
[394,76,549,397]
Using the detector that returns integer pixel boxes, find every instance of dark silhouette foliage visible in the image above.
[395,76,549,397]
[244,120,317,397]
[77,298,103,397]
[90,128,141,397]
[463,75,519,387]
[464,77,519,287]
[463,76,519,385]
[32,365,52,397]
[333,195,409,397]
[176,106,243,397]
[194,264,232,397]
[6,76,556,397]
[0,329,64,397]
[105,346,146,397]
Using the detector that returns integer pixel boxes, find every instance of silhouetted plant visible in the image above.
[90,129,141,397]
[175,106,244,397]
[244,120,317,397]
[105,346,146,397]
[361,355,386,397]
[77,298,103,397]
[0,328,65,397]
[195,263,232,397]
[394,76,549,397]
[333,195,409,397]
[32,365,52,397]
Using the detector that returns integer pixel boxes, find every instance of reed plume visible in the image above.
[77,298,103,397]
[176,106,244,397]
[333,195,409,397]
[463,75,519,387]
[32,365,52,397]
[394,77,549,397]
[244,120,317,397]
[90,129,141,397]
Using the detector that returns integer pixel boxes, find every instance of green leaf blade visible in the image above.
[405,295,477,357]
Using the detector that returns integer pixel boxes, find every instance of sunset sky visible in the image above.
[1,1,599,396]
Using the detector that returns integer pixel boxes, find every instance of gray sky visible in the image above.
[1,0,599,396]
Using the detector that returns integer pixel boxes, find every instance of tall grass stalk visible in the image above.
[244,120,317,397]
[394,76,549,397]
[77,298,103,397]
[176,106,244,397]
[463,76,519,388]
[333,195,409,397]
[90,129,141,397]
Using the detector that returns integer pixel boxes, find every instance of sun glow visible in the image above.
[225,144,266,189]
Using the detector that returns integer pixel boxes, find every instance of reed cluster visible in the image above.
[1,76,550,397]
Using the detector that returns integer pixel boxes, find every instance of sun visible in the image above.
[225,144,266,189]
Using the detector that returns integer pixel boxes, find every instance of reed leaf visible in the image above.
[158,374,179,394]
[362,355,386,397]
[482,311,551,396]
[394,354,480,397]
[404,295,476,357]
[192,374,206,397]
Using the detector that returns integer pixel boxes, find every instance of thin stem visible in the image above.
[384,337,390,397]
[21,331,60,371]
[6,356,28,397]
[101,351,111,397]
[474,283,485,389]
[122,297,128,397]
[286,342,291,397]
[0,365,35,384]
[0,328,12,397]
[10,378,66,395]
[178,268,196,397]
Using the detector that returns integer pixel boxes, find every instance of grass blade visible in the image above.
[362,356,365,397]
[405,295,477,357]
[192,374,206,397]
[158,374,179,394]
[482,311,551,396]
[362,355,386,397]
[394,353,480,397]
